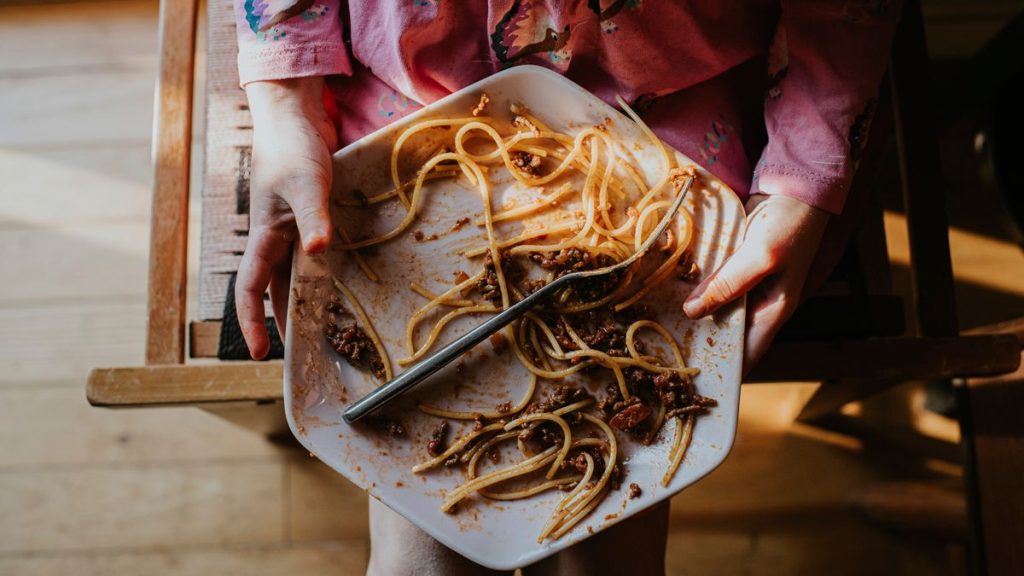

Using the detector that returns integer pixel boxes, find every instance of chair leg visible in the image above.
[961,359,1024,576]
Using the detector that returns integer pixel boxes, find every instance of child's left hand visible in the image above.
[683,194,829,372]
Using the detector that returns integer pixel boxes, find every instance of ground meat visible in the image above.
[489,332,508,354]
[325,299,345,315]
[568,452,590,474]
[552,319,580,353]
[670,165,698,188]
[452,271,472,298]
[513,114,539,133]
[629,483,642,499]
[654,372,718,417]
[551,385,588,407]
[368,415,405,437]
[494,401,513,414]
[624,367,656,392]
[609,400,652,431]
[529,385,589,414]
[516,422,561,448]
[324,322,386,380]
[566,311,630,357]
[562,446,606,477]
[412,230,438,242]
[510,150,543,175]
[665,394,718,419]
[477,251,515,303]
[520,278,547,295]
[677,256,700,281]
[471,93,490,116]
[532,247,591,276]
[517,386,590,448]
[531,248,622,303]
[451,216,470,232]
[597,382,624,419]
[427,421,449,456]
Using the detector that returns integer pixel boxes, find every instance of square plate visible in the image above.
[284,65,746,570]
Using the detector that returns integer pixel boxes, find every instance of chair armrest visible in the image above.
[147,0,200,365]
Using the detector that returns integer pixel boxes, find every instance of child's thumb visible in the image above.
[683,242,773,319]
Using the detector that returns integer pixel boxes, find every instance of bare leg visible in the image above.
[523,501,670,576]
[366,498,513,576]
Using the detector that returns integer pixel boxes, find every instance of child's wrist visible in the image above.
[246,76,326,121]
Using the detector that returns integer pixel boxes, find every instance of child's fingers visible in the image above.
[235,227,292,360]
[742,269,805,373]
[683,241,775,319]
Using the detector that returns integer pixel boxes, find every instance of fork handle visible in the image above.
[342,275,569,423]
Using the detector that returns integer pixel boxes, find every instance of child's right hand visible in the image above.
[236,77,339,359]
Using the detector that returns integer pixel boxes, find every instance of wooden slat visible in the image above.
[890,0,959,340]
[146,0,199,365]
[87,363,283,407]
[747,335,1020,383]
[967,355,1024,576]
[190,319,222,358]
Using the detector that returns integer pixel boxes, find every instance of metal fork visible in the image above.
[342,175,695,423]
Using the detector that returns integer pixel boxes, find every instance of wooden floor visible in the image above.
[1,2,1022,575]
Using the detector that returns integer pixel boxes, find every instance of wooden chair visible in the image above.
[87,0,1022,571]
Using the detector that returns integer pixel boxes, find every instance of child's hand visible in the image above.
[236,77,338,359]
[683,194,828,372]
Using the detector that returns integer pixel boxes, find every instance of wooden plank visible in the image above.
[0,387,282,468]
[967,357,1024,576]
[146,0,198,365]
[0,301,146,388]
[190,320,221,358]
[0,461,284,553]
[748,335,1020,383]
[288,458,370,541]
[0,1,157,76]
[0,144,152,230]
[890,0,959,339]
[0,70,153,146]
[0,222,148,305]
[87,362,283,407]
[0,542,369,576]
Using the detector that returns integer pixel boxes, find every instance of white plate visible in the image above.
[284,65,745,570]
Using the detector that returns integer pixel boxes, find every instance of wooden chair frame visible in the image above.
[87,0,1022,572]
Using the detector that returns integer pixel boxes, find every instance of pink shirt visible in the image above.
[234,0,901,214]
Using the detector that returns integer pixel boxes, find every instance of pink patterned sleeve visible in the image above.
[233,1,351,87]
[754,0,903,214]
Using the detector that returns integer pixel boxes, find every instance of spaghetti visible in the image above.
[327,97,717,540]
